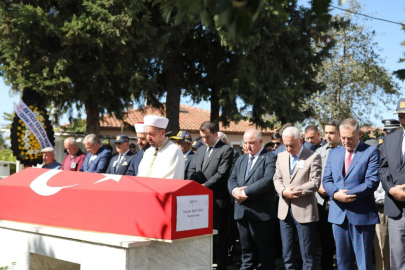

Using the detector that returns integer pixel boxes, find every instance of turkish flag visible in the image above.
[0,168,213,240]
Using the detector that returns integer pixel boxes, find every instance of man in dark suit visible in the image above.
[379,98,405,269]
[126,122,150,176]
[80,134,112,173]
[106,134,134,175]
[323,118,379,270]
[189,121,234,270]
[228,129,277,270]
[171,130,195,180]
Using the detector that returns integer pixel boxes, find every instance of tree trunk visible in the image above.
[165,57,181,136]
[210,89,220,123]
[85,99,100,136]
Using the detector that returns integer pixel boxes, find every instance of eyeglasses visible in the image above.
[85,143,96,150]
[274,142,281,146]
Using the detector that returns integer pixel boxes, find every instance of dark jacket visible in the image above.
[184,151,195,180]
[126,150,145,176]
[188,139,234,208]
[228,149,277,221]
[380,129,405,218]
[106,151,135,175]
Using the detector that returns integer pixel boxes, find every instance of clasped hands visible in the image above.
[282,186,302,199]
[233,186,248,204]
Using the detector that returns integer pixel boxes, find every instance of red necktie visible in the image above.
[345,150,354,175]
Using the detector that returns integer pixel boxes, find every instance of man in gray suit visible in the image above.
[189,121,234,270]
[228,129,277,270]
[379,98,405,269]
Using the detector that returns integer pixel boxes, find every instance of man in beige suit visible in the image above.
[273,126,322,270]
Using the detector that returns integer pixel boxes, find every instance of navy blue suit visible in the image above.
[126,150,144,176]
[184,151,195,180]
[106,151,134,175]
[79,146,112,173]
[228,149,277,270]
[323,141,379,270]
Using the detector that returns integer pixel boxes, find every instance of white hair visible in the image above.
[244,129,262,140]
[64,137,77,145]
[218,132,228,143]
[282,127,301,140]
[83,134,100,144]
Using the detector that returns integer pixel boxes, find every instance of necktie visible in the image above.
[290,155,298,175]
[345,150,354,175]
[245,155,256,180]
[203,147,213,168]
[114,155,122,173]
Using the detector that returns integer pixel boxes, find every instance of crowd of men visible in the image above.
[37,98,405,270]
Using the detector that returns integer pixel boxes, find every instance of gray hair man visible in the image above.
[228,129,277,269]
[273,126,322,270]
[61,137,86,171]
[79,134,112,173]
[218,132,228,144]
[323,118,379,269]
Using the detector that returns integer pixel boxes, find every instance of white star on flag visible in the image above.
[94,174,123,184]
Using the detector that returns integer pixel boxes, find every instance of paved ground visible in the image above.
[212,238,374,270]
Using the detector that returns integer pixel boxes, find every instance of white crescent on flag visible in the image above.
[30,170,79,196]
[30,170,124,196]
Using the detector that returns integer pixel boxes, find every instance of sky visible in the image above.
[0,0,404,128]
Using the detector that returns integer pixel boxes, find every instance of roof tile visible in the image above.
[100,104,275,134]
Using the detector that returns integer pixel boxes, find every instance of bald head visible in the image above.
[243,129,263,156]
